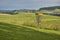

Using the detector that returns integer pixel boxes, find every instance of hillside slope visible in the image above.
[0,13,60,40]
[0,22,60,40]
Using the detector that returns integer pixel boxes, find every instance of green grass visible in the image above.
[0,13,60,40]
[40,15,60,30]
[0,22,60,40]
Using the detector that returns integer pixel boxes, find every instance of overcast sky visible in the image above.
[0,0,60,10]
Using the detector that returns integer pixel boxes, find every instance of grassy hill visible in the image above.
[0,13,60,40]
[39,6,60,15]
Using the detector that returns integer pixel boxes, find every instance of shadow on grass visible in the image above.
[0,22,60,40]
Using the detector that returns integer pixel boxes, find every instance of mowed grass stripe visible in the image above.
[0,22,60,40]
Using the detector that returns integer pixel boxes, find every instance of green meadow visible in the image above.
[0,13,60,40]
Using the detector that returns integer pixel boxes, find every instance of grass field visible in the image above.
[0,13,60,40]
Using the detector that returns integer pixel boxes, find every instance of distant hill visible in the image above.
[39,6,60,10]
[0,9,37,14]
[0,10,18,14]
